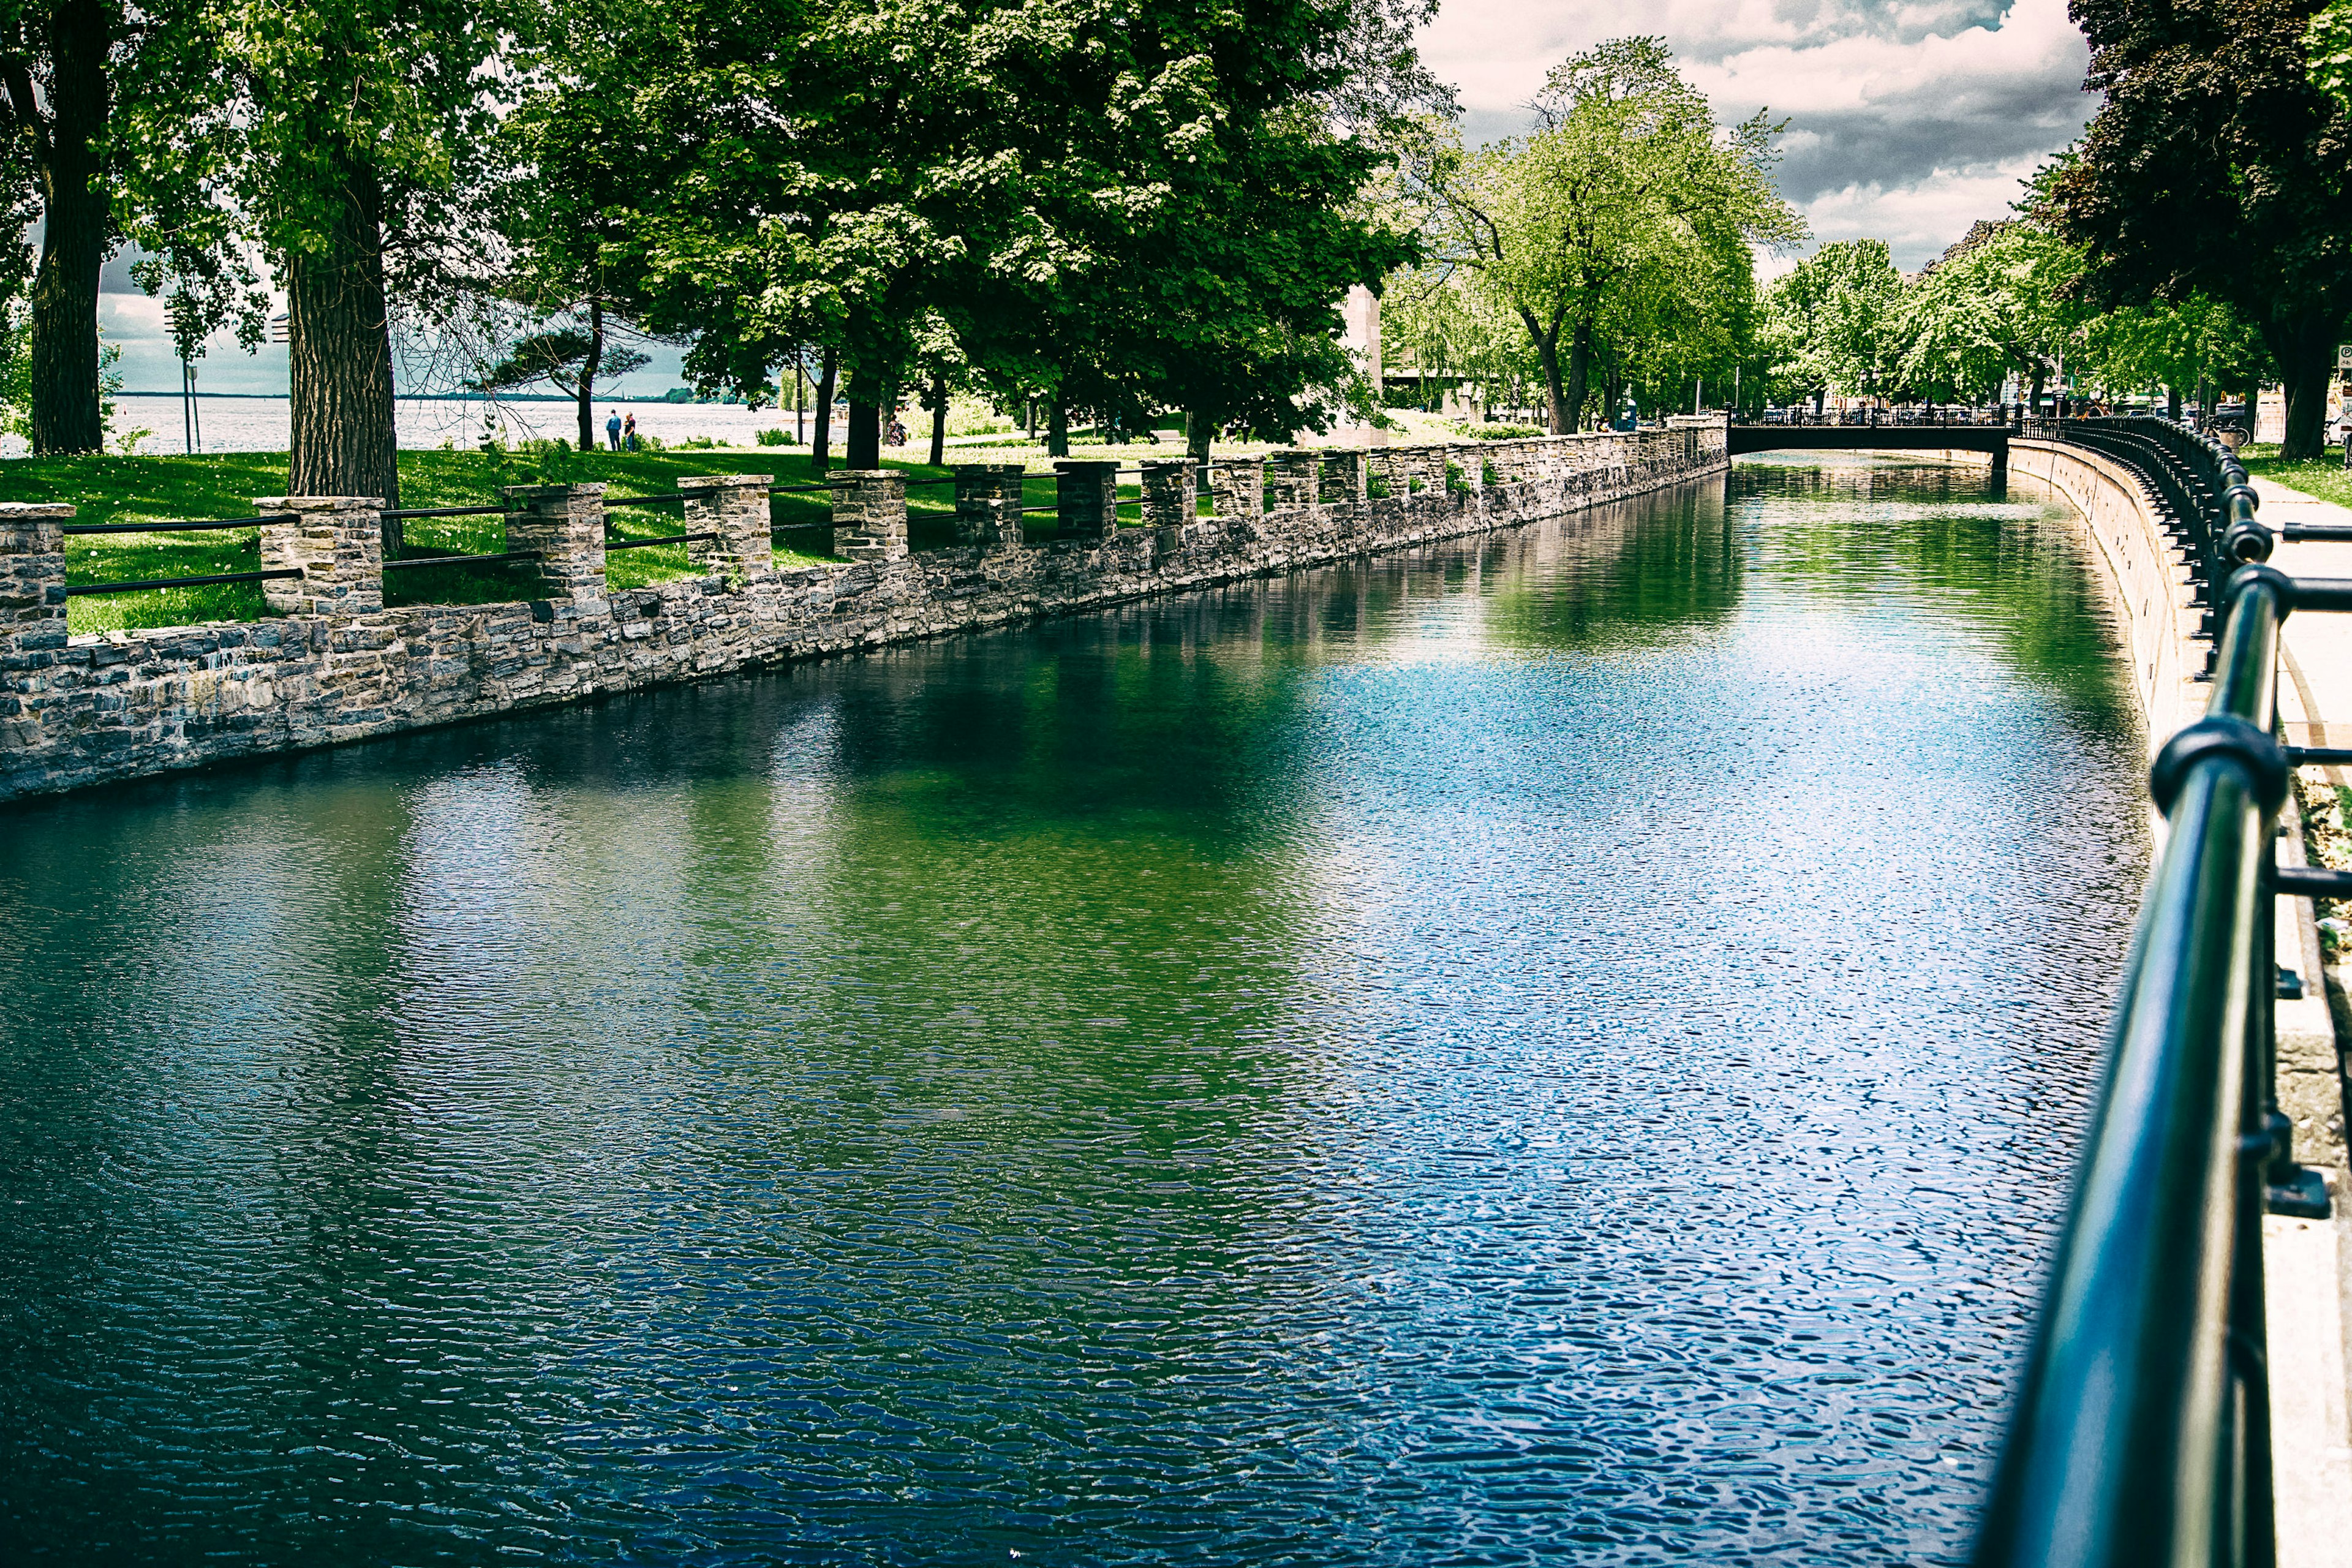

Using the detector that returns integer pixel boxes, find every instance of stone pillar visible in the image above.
[258,496,385,616]
[952,463,1026,547]
[1208,458,1264,522]
[679,473,775,580]
[1054,461,1120,542]
[1324,451,1369,505]
[1140,461,1193,529]
[1264,451,1321,510]
[834,470,909,563]
[0,502,69,652]
[500,483,608,602]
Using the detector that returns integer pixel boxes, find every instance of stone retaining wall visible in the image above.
[2007,438,2208,752]
[0,424,1727,803]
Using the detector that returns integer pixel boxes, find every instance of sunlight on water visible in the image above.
[0,456,2147,1565]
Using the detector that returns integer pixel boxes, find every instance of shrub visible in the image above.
[1465,423,1546,440]
[755,427,797,446]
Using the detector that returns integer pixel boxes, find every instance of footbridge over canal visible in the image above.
[1729,412,2017,477]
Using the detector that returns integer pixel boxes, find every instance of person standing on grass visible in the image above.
[624,412,638,451]
[606,409,623,451]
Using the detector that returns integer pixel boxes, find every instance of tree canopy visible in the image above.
[1408,37,1801,431]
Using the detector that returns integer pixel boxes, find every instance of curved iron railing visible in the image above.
[1976,415,2349,1568]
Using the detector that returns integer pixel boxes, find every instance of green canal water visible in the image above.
[0,456,2149,1565]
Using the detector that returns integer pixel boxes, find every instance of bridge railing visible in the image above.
[1733,407,2020,428]
[1976,415,2352,1568]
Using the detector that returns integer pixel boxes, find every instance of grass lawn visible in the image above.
[15,447,1139,634]
[2236,443,2352,512]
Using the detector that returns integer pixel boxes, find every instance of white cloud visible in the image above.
[1420,0,2092,266]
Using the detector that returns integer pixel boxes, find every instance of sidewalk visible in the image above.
[2245,474,2352,1564]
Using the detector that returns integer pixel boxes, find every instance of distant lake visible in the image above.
[53,394,838,458]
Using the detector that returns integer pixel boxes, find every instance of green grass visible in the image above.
[2237,443,2352,512]
[12,448,1144,634]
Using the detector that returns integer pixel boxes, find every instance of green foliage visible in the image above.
[1898,223,2086,401]
[2310,1,2352,112]
[2064,0,2352,455]
[470,328,650,400]
[1409,37,1802,430]
[1762,239,1904,403]
[2079,294,2269,399]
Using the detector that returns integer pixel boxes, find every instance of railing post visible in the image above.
[951,463,1026,548]
[677,473,775,581]
[1053,460,1120,543]
[834,470,909,562]
[502,483,609,601]
[1325,450,1370,505]
[1207,458,1264,522]
[0,503,67,654]
[1264,451,1321,510]
[1139,459,1193,529]
[258,496,385,616]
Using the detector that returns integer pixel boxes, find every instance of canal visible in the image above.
[0,455,2149,1565]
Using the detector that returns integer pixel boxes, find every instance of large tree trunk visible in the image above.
[845,366,880,469]
[1047,398,1069,458]
[20,0,112,454]
[287,163,401,546]
[575,296,604,450]
[2272,312,2336,459]
[810,345,837,473]
[1188,407,1212,464]
[927,372,946,466]
[1559,315,1593,433]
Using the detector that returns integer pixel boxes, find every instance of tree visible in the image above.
[469,326,649,440]
[1760,240,1904,410]
[2079,294,2269,412]
[1415,38,1801,432]
[555,0,1421,472]
[138,0,535,514]
[0,1,118,453]
[2059,0,2352,458]
[1898,223,2086,409]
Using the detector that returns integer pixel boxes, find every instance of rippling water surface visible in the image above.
[0,456,2148,1565]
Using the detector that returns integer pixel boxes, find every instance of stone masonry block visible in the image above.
[1323,451,1369,505]
[0,502,70,651]
[952,464,1026,548]
[503,483,608,603]
[1054,461,1120,542]
[1208,459,1264,521]
[1264,451,1321,511]
[258,497,385,617]
[1140,461,1193,530]
[834,471,908,563]
[679,474,775,580]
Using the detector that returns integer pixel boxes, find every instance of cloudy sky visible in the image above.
[1422,0,2093,270]
[110,0,2093,396]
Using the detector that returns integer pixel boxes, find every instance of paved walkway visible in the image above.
[2247,474,2352,1566]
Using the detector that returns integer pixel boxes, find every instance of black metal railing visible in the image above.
[1735,407,2021,429]
[1975,415,2345,1568]
[57,512,303,598]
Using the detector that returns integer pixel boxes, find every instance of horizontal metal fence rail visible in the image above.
[62,567,304,597]
[59,510,302,597]
[61,513,294,535]
[605,531,719,552]
[383,549,542,572]
[1975,414,2342,1568]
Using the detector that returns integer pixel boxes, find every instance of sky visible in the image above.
[1420,0,2094,271]
[105,0,2094,397]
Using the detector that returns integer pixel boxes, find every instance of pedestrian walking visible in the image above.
[624,412,638,451]
[606,409,622,451]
